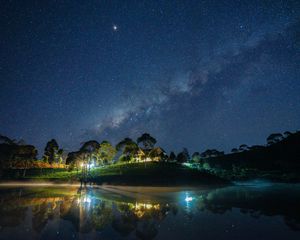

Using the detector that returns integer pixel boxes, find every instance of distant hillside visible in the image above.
[202,131,300,171]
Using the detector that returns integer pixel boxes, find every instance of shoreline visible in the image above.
[0,180,227,189]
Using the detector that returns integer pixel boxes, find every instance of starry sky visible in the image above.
[1,0,300,155]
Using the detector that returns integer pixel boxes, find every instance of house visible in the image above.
[134,147,167,162]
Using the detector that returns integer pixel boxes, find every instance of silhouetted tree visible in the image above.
[43,139,59,164]
[284,131,292,138]
[248,145,265,151]
[201,149,224,158]
[239,144,249,152]
[16,145,38,176]
[17,139,26,145]
[137,133,157,150]
[267,133,283,145]
[0,135,37,169]
[0,135,16,145]
[231,148,239,153]
[135,221,158,240]
[176,148,190,163]
[168,151,176,162]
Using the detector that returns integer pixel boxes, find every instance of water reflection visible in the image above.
[0,184,299,239]
[194,185,300,231]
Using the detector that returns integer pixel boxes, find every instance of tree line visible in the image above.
[0,130,299,171]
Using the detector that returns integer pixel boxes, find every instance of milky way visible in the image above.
[1,0,299,154]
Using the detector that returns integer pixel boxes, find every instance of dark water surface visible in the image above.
[0,182,299,240]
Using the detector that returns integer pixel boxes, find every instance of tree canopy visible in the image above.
[99,141,116,165]
[116,138,139,162]
[43,139,63,164]
[137,133,157,150]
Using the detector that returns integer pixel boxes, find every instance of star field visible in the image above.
[0,0,299,154]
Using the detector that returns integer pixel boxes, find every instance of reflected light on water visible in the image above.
[184,192,193,203]
[184,192,194,213]
[0,185,299,239]
[185,196,193,202]
[127,202,161,218]
[77,195,92,205]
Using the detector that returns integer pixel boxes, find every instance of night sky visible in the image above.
[1,0,300,155]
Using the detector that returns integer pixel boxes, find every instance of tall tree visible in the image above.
[176,148,190,163]
[116,138,139,162]
[80,140,100,165]
[43,139,59,164]
[99,141,116,165]
[137,133,157,150]
[168,151,176,162]
[79,140,100,179]
[66,151,84,171]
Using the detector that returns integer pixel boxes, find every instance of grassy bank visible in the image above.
[89,162,229,186]
[0,162,229,186]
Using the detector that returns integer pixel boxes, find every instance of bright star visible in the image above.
[113,24,118,31]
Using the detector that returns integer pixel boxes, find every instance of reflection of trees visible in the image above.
[0,188,177,239]
[0,206,27,228]
[0,189,28,228]
[32,202,50,232]
[112,201,176,239]
[61,196,176,239]
[195,186,300,231]
[1,185,300,239]
[112,206,138,237]
[91,202,113,231]
[136,221,158,240]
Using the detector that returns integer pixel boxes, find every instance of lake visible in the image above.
[0,182,299,240]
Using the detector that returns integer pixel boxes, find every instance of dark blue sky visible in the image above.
[1,0,300,154]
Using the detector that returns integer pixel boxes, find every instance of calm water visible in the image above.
[0,182,299,240]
